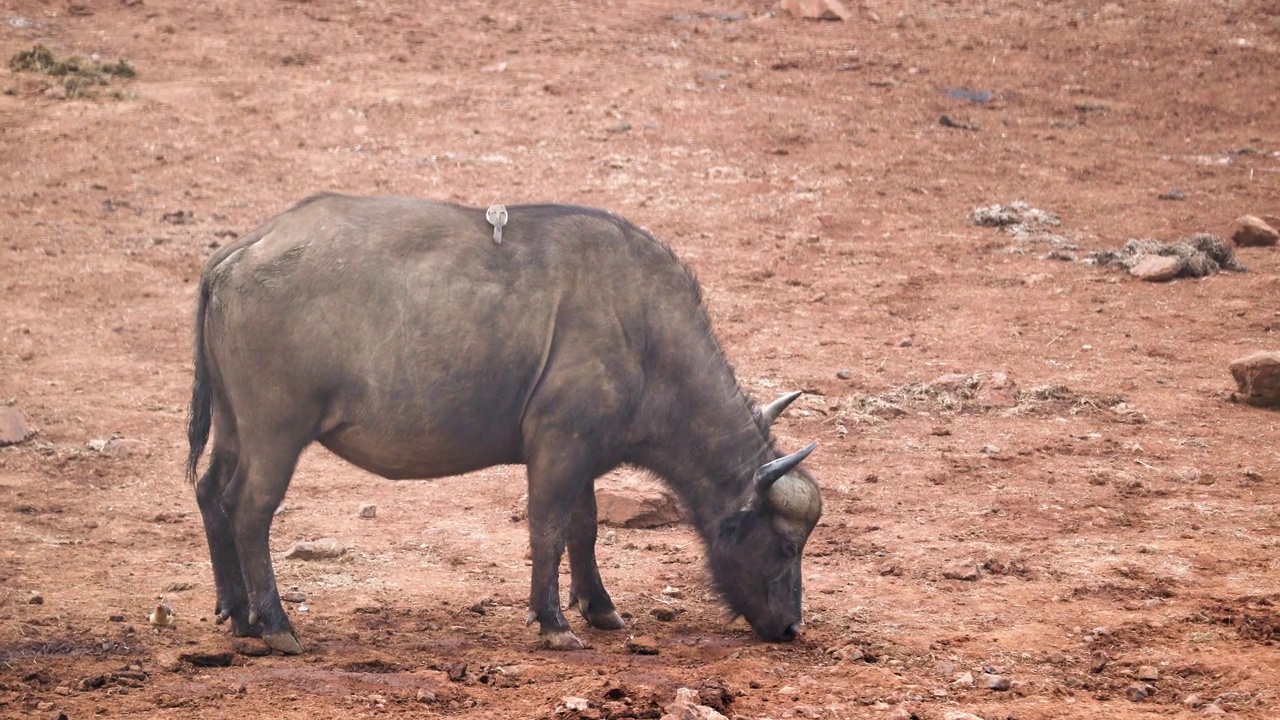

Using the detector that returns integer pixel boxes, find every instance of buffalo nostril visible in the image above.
[779,623,799,642]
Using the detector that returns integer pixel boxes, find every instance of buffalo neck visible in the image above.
[629,361,777,542]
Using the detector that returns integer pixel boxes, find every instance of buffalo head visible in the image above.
[709,441,821,642]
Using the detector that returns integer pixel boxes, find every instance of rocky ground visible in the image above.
[2,0,1279,718]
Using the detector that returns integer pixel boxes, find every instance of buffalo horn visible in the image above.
[753,441,817,494]
[760,391,803,427]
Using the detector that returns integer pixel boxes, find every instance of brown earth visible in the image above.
[3,0,1280,718]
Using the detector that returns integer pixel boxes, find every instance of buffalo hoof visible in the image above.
[586,609,626,631]
[263,630,304,655]
[541,629,586,651]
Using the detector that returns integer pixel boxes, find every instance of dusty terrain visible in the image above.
[2,0,1280,718]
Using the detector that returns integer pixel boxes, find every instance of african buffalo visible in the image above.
[186,193,822,653]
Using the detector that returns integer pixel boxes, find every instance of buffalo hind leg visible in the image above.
[525,445,594,650]
[195,445,254,637]
[566,485,625,631]
[229,438,305,654]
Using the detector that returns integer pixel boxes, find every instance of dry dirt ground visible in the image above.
[3,0,1280,718]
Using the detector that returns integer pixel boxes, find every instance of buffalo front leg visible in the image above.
[525,448,594,650]
[229,440,304,654]
[195,447,254,637]
[566,485,624,631]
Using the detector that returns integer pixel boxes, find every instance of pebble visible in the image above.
[1125,683,1154,702]
[952,671,974,687]
[1203,703,1225,714]
[981,674,1010,691]
[835,369,852,380]
[625,635,659,655]
[833,645,863,662]
[943,712,985,720]
[651,607,677,621]
[28,591,44,605]
[942,561,980,581]
[976,372,1018,407]
[357,504,377,519]
[1136,665,1159,681]
[603,530,617,545]
[897,336,914,347]
[1047,650,1068,664]
[1183,693,1203,707]
[562,696,590,712]
[781,0,852,21]
[415,689,437,704]
[283,537,346,560]
[281,591,306,603]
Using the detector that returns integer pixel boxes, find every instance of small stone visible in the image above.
[833,645,863,662]
[942,561,980,581]
[1230,215,1279,247]
[28,591,44,604]
[897,336,914,347]
[981,674,1011,691]
[976,372,1018,407]
[1136,665,1159,681]
[281,591,306,603]
[888,707,914,720]
[100,438,145,458]
[781,0,852,21]
[283,537,346,560]
[109,614,125,622]
[357,504,377,519]
[563,697,590,712]
[1125,683,1154,702]
[415,689,437,704]
[602,530,617,545]
[625,635,660,655]
[930,373,973,392]
[1047,650,1068,664]
[0,407,32,446]
[1203,704,1226,715]
[1229,351,1280,407]
[163,581,194,592]
[1129,254,1184,281]
[446,661,467,681]
[836,369,852,380]
[1183,693,1203,708]
[651,607,678,621]
[981,444,1001,455]
[952,671,974,687]
[943,712,985,720]
[53,685,71,695]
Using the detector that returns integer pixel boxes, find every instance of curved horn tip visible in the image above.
[753,441,819,491]
[760,390,804,426]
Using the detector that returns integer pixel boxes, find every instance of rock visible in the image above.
[942,561,980,581]
[1183,693,1203,708]
[28,591,44,605]
[930,373,973,393]
[976,372,1018,408]
[1047,650,1069,664]
[664,687,728,720]
[1229,351,1280,407]
[651,606,678,621]
[1136,665,1159,681]
[1129,254,1184,281]
[943,712,985,720]
[281,591,306,603]
[1125,683,1154,702]
[897,336,914,347]
[99,438,146,458]
[415,689,437,704]
[836,369,852,380]
[562,697,590,712]
[596,478,682,528]
[833,645,864,661]
[952,671,974,687]
[283,537,346,560]
[0,407,31,446]
[1231,215,1279,247]
[981,674,1011,691]
[446,661,467,681]
[357,503,377,519]
[626,635,660,655]
[781,0,852,21]
[1203,704,1225,715]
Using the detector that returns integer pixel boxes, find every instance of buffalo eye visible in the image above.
[782,541,799,559]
